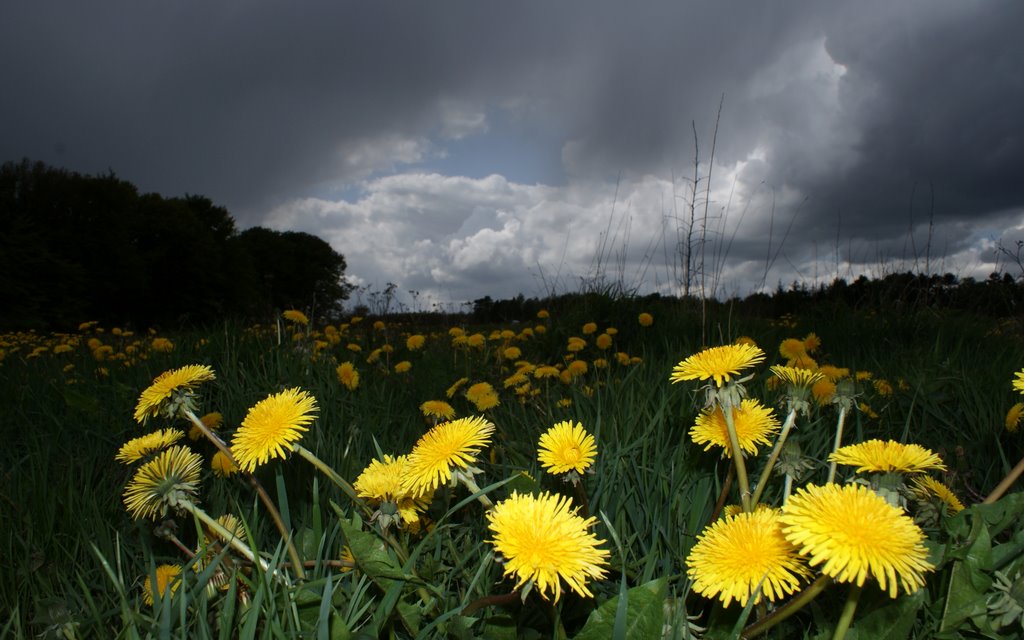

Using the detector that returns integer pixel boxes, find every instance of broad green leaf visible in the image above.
[574,578,666,640]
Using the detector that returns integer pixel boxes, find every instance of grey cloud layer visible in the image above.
[2,0,1021,303]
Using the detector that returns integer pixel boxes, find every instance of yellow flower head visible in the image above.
[581,322,598,335]
[670,344,766,388]
[638,312,654,327]
[487,491,609,601]
[354,454,430,527]
[406,334,426,350]
[1014,368,1024,394]
[502,346,522,360]
[143,564,182,606]
[282,309,309,325]
[401,416,495,498]
[123,445,203,520]
[1006,402,1024,433]
[829,439,945,475]
[687,509,811,607]
[188,411,224,441]
[336,362,360,391]
[802,332,822,353]
[230,388,318,472]
[538,421,597,475]
[910,476,965,515]
[211,450,239,477]
[466,382,500,411]
[394,360,412,374]
[690,399,780,458]
[781,483,934,598]
[134,365,216,423]
[420,400,456,421]
[116,428,184,464]
[150,337,174,353]
[770,365,824,389]
[778,338,807,361]
[446,377,469,398]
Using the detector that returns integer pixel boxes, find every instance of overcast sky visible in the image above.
[3,1,1023,310]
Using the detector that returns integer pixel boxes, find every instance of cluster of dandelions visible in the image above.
[672,340,948,638]
[118,362,610,606]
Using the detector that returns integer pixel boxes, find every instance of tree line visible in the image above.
[0,159,352,330]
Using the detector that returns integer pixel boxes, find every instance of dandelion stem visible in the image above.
[183,408,306,580]
[708,463,735,523]
[750,408,797,507]
[827,405,849,484]
[293,444,373,516]
[832,583,862,640]
[721,395,752,512]
[179,501,269,573]
[983,452,1024,504]
[456,470,494,509]
[741,574,831,638]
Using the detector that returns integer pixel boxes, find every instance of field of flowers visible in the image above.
[2,300,1024,639]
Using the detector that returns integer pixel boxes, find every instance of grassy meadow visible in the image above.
[2,296,1024,639]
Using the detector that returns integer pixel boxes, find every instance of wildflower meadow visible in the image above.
[3,297,1024,639]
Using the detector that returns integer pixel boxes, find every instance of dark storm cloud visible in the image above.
[2,0,1021,302]
[760,0,1024,259]
[0,1,824,217]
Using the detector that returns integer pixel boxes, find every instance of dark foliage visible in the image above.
[0,159,352,330]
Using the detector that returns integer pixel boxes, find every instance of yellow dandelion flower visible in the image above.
[502,346,522,360]
[778,338,806,361]
[282,310,309,325]
[830,440,945,475]
[419,400,455,421]
[467,333,486,348]
[116,428,183,464]
[406,334,426,350]
[534,366,561,379]
[818,364,850,381]
[471,391,500,412]
[123,445,203,520]
[446,377,469,398]
[858,402,879,419]
[150,337,174,353]
[394,360,412,374]
[638,312,654,327]
[566,360,588,378]
[134,365,216,424]
[230,388,318,472]
[670,344,766,388]
[686,509,811,607]
[211,450,239,477]
[566,337,586,353]
[465,381,494,402]
[1006,402,1024,433]
[910,476,965,514]
[855,370,873,382]
[188,411,224,440]
[537,309,550,319]
[538,421,597,475]
[354,454,430,527]
[690,399,780,458]
[874,379,894,397]
[595,334,613,350]
[336,362,359,390]
[487,491,609,601]
[401,416,495,498]
[581,322,598,335]
[770,365,824,389]
[780,483,934,598]
[802,332,822,353]
[812,378,837,405]
[1013,368,1024,394]
[143,564,182,606]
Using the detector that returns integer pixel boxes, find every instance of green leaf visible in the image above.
[851,589,925,640]
[338,517,408,587]
[574,578,667,640]
[941,519,994,632]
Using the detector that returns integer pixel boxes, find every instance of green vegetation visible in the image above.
[2,297,1024,638]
